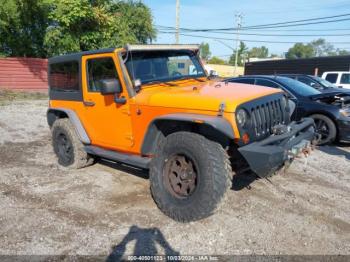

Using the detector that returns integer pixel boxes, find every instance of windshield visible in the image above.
[277,77,321,97]
[311,76,338,88]
[124,50,206,85]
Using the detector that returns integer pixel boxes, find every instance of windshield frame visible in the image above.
[123,50,207,86]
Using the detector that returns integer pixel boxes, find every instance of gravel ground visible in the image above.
[0,99,349,258]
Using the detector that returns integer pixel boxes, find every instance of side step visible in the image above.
[84,145,151,169]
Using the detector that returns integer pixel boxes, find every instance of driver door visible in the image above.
[80,53,134,150]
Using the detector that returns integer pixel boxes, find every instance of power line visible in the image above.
[159,28,350,37]
[158,31,350,44]
[239,28,350,32]
[241,17,350,30]
[156,13,350,32]
[157,25,350,32]
[240,13,350,29]
[158,17,350,31]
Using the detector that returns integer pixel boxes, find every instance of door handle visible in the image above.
[83,101,95,107]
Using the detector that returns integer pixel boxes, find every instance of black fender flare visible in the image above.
[141,113,235,155]
[47,108,91,144]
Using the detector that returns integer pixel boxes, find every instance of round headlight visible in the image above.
[237,109,248,127]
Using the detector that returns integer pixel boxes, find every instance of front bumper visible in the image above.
[238,118,316,177]
[337,119,350,142]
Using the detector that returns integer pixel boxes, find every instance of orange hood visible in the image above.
[134,80,282,112]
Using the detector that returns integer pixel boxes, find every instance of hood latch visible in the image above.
[218,102,226,117]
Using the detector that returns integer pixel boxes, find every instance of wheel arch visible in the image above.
[306,110,339,130]
[47,108,91,144]
[141,114,235,155]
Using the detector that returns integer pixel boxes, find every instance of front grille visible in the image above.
[250,99,286,138]
[237,94,289,141]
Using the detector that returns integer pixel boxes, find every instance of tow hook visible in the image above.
[302,147,312,157]
[288,140,312,160]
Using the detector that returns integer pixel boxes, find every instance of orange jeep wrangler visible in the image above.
[47,44,316,222]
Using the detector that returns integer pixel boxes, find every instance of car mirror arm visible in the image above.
[114,94,127,104]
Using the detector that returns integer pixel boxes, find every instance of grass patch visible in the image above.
[0,89,48,106]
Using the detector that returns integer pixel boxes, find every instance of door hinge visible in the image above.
[125,134,134,145]
[121,108,131,115]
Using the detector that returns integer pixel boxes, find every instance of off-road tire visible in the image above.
[51,118,94,169]
[149,132,232,222]
[310,114,337,145]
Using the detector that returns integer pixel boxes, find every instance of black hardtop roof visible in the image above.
[48,48,116,64]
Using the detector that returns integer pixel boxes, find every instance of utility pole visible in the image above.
[234,13,243,75]
[175,0,180,44]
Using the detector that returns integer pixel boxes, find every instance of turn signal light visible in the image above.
[242,133,250,144]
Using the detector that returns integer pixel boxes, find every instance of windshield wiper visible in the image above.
[175,76,206,82]
[142,80,177,87]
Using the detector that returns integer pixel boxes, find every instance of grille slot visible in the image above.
[249,98,286,138]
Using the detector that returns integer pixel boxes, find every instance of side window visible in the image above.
[87,57,120,92]
[340,73,350,84]
[325,73,338,83]
[256,79,279,88]
[49,61,79,91]
[230,78,255,84]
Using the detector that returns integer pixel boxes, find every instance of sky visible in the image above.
[143,0,350,59]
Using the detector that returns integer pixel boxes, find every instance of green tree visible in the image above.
[309,38,335,57]
[248,46,269,58]
[199,42,211,61]
[229,41,248,66]
[0,0,156,57]
[337,49,350,56]
[207,56,226,65]
[0,0,50,57]
[285,38,350,59]
[43,0,156,56]
[285,43,315,59]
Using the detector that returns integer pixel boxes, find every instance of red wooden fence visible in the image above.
[0,57,48,92]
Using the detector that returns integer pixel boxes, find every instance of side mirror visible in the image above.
[209,70,218,78]
[210,70,218,77]
[100,79,122,95]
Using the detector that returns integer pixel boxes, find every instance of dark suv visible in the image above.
[227,75,350,145]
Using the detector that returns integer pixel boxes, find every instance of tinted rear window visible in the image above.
[325,73,338,84]
[256,79,280,88]
[49,61,79,91]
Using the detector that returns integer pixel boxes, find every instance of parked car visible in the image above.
[47,45,316,222]
[322,71,350,89]
[226,75,350,145]
[277,74,346,92]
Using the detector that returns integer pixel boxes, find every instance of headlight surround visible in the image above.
[340,108,350,118]
[281,96,288,109]
[237,109,249,127]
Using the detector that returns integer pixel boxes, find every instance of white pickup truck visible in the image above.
[322,71,350,89]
